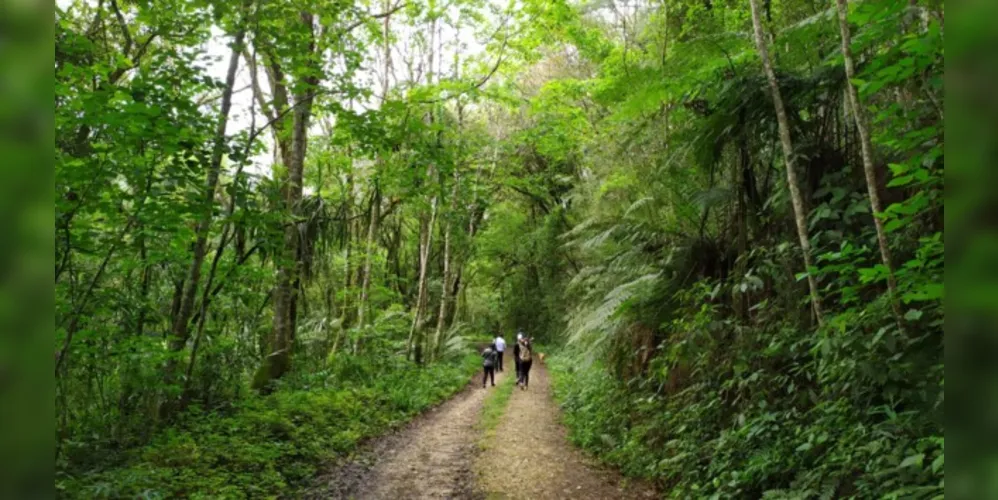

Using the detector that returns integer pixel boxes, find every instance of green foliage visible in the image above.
[57,0,943,496]
[533,0,943,497]
[57,353,480,499]
[57,0,508,492]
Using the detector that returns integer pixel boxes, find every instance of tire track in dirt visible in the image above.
[475,362,657,500]
[306,367,507,499]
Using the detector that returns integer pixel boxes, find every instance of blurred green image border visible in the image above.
[3,0,996,496]
[0,0,55,496]
[947,0,998,498]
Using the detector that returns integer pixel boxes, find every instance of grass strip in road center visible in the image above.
[477,370,516,449]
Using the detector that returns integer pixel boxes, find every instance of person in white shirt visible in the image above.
[493,334,506,372]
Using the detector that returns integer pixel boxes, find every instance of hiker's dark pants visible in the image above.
[514,358,521,381]
[483,365,495,386]
[496,351,504,371]
[519,361,532,387]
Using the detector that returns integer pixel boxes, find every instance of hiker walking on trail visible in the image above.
[494,334,506,372]
[517,337,533,390]
[482,343,498,388]
[513,332,523,385]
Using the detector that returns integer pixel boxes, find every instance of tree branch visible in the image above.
[417,15,511,105]
[109,0,133,53]
[336,2,408,41]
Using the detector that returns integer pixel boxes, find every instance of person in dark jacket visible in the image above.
[517,337,533,390]
[481,343,498,388]
[513,333,523,385]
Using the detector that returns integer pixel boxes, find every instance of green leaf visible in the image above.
[871,327,887,345]
[931,454,944,473]
[904,283,944,302]
[904,309,923,321]
[884,218,905,233]
[900,453,924,469]
[887,175,914,187]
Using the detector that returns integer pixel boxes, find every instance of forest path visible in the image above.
[305,363,506,499]
[475,362,657,499]
[305,357,653,499]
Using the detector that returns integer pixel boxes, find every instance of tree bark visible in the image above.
[748,0,824,325]
[356,184,381,332]
[406,189,437,363]
[252,11,318,391]
[406,13,440,363]
[354,4,393,348]
[735,127,750,320]
[343,157,356,318]
[165,24,247,392]
[432,172,459,360]
[834,0,904,326]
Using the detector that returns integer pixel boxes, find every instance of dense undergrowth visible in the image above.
[531,0,944,497]
[550,300,944,499]
[57,353,479,499]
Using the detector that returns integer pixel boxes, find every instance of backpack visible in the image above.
[519,343,531,362]
[483,348,495,367]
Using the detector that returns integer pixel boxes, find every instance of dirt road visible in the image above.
[475,363,656,499]
[307,361,654,499]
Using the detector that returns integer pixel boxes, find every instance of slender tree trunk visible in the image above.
[180,225,230,407]
[338,151,355,332]
[735,129,750,320]
[164,25,247,394]
[406,13,440,363]
[354,5,393,348]
[391,219,405,298]
[252,11,318,391]
[356,185,381,331]
[432,173,459,360]
[450,203,480,325]
[180,103,257,408]
[748,0,825,325]
[406,191,437,363]
[834,0,904,326]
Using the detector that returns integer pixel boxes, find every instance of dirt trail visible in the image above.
[306,358,653,499]
[306,367,506,499]
[476,362,657,500]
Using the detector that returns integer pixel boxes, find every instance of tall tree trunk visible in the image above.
[340,160,354,331]
[356,185,381,332]
[834,0,904,326]
[163,25,247,394]
[134,174,154,339]
[180,103,257,408]
[432,172,459,360]
[406,190,437,363]
[354,4,393,349]
[252,11,318,391]
[406,12,440,364]
[180,224,230,407]
[450,200,480,325]
[748,0,825,326]
[735,129,750,320]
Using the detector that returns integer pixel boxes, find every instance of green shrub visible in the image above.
[56,353,480,499]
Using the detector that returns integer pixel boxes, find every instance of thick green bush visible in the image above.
[549,293,944,499]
